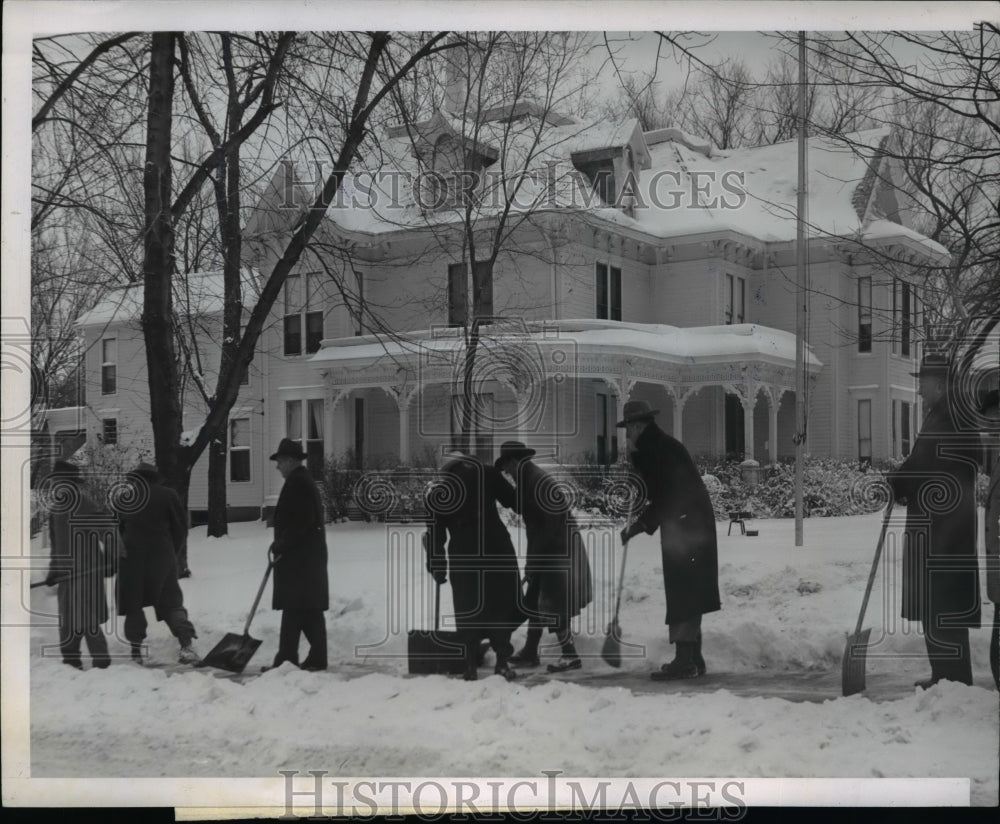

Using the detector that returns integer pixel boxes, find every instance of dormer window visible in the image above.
[576,157,616,204]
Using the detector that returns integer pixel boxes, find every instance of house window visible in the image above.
[306,399,324,479]
[596,392,618,465]
[353,397,365,470]
[285,399,302,446]
[283,273,324,356]
[726,275,746,324]
[101,338,116,395]
[101,418,117,445]
[596,262,622,321]
[858,399,872,467]
[892,400,912,458]
[229,417,251,483]
[892,280,912,357]
[578,159,616,204]
[858,277,872,353]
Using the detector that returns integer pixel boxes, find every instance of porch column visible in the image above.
[768,388,779,464]
[395,388,416,466]
[327,387,351,459]
[742,386,756,463]
[673,397,684,442]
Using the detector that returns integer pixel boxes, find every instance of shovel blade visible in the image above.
[199,631,262,674]
[601,619,622,669]
[841,628,872,697]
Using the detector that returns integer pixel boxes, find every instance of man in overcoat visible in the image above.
[44,460,114,669]
[980,388,999,690]
[425,450,526,681]
[269,438,329,671]
[617,400,721,680]
[115,462,199,664]
[888,353,981,688]
[494,442,593,673]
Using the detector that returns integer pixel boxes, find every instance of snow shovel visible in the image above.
[601,538,629,668]
[841,499,894,697]
[199,559,273,674]
[407,581,467,675]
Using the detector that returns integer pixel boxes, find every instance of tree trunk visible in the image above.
[206,424,229,536]
[141,32,190,505]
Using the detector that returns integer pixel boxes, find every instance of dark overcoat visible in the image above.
[116,473,188,619]
[426,456,527,633]
[630,422,721,624]
[888,401,981,627]
[48,487,115,632]
[507,460,593,628]
[271,465,329,611]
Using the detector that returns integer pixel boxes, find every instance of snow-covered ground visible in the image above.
[16,511,1000,808]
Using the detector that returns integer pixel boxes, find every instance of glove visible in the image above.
[268,542,282,564]
[44,572,60,587]
[620,522,643,544]
[432,568,447,585]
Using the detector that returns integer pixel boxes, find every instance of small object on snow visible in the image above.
[842,500,894,697]
[797,580,822,595]
[547,656,582,674]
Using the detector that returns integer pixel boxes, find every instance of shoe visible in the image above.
[546,656,582,674]
[462,668,478,681]
[508,649,540,667]
[130,644,144,665]
[651,659,700,681]
[495,663,518,681]
[178,645,201,665]
[62,660,84,670]
[92,658,111,670]
[914,676,940,690]
[301,664,327,672]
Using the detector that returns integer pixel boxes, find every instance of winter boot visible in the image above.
[178,642,201,665]
[130,644,144,665]
[693,634,707,676]
[651,642,699,681]
[547,633,582,673]
[509,628,542,667]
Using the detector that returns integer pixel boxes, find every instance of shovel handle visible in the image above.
[853,499,894,637]
[243,560,274,636]
[612,538,629,624]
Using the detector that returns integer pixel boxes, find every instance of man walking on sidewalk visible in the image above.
[617,400,721,681]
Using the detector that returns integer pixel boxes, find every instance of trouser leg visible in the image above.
[84,628,111,668]
[557,629,578,659]
[668,614,702,644]
[462,629,481,679]
[162,606,196,647]
[923,618,973,685]
[489,630,514,671]
[59,613,84,668]
[275,610,304,667]
[299,610,328,670]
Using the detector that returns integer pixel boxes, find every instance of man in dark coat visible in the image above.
[425,450,527,681]
[618,400,721,680]
[44,460,114,669]
[115,462,199,664]
[888,354,982,688]
[494,442,593,673]
[980,387,999,690]
[269,438,329,671]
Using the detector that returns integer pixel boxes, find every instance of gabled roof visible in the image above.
[75,269,261,328]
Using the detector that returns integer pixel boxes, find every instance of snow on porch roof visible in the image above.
[309,319,823,371]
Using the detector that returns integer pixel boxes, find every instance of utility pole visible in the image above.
[794,31,808,547]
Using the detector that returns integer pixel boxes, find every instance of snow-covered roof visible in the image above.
[308,319,822,371]
[75,269,262,328]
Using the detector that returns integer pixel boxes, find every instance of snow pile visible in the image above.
[22,513,1000,807]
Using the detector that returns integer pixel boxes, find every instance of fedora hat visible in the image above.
[494,440,536,469]
[269,437,307,461]
[615,399,659,427]
[910,352,951,378]
[128,462,163,482]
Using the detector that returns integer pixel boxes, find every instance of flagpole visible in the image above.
[794,30,807,547]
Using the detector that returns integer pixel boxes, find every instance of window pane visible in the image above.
[101,365,116,395]
[286,400,302,441]
[858,399,872,464]
[306,272,324,310]
[102,339,115,363]
[230,451,251,483]
[901,282,911,357]
[726,274,734,324]
[737,278,745,323]
[308,399,324,439]
[305,311,323,353]
[285,274,303,314]
[596,262,608,319]
[474,260,493,320]
[230,418,249,448]
[102,418,117,445]
[610,266,622,321]
[284,315,302,355]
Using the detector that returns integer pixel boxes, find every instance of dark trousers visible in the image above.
[275,608,327,669]
[60,614,110,668]
[990,603,999,691]
[464,628,513,673]
[923,618,973,685]
[124,606,196,647]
